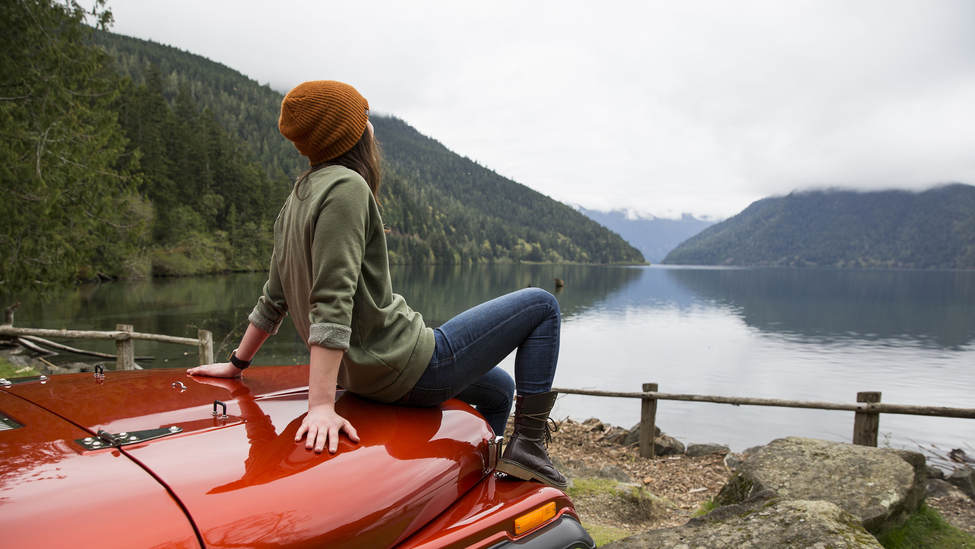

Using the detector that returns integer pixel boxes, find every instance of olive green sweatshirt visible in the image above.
[248,165,434,403]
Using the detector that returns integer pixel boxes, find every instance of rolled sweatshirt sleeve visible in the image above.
[306,179,371,350]
[249,251,289,335]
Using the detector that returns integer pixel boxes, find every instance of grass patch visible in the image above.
[567,478,622,498]
[879,504,975,549]
[692,497,719,518]
[0,355,39,378]
[582,523,631,546]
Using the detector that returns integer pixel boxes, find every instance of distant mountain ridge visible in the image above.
[663,184,975,269]
[574,206,715,263]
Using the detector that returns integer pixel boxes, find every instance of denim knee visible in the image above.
[521,287,560,316]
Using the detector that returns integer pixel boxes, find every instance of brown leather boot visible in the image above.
[496,391,567,490]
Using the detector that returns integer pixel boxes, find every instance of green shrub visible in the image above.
[692,497,719,518]
[581,523,631,546]
[879,503,975,549]
[567,478,621,498]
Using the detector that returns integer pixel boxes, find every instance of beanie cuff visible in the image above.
[307,115,368,164]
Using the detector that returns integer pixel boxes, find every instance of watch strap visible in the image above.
[229,349,251,370]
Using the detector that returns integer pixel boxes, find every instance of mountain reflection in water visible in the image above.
[9,265,975,453]
[547,266,974,454]
[666,268,975,350]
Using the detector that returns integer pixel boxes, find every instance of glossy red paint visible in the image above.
[0,390,200,549]
[125,385,495,548]
[4,367,496,549]
[396,473,579,549]
[3,366,588,549]
[8,364,311,434]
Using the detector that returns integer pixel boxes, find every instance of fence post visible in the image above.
[853,391,882,446]
[640,383,658,458]
[115,324,135,370]
[198,329,214,366]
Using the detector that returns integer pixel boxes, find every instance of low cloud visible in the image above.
[109,0,975,218]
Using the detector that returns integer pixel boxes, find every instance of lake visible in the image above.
[9,265,974,455]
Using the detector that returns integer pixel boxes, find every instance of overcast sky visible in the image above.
[106,0,975,220]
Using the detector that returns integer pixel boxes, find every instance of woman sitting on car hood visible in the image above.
[188,80,566,490]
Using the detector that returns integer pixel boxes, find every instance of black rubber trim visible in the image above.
[0,411,23,431]
[487,515,596,549]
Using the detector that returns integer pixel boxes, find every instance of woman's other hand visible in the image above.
[187,362,242,378]
[295,404,360,454]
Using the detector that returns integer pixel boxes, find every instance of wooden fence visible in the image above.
[4,317,971,458]
[0,324,213,371]
[552,383,975,458]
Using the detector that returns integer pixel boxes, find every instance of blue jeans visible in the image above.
[398,288,561,435]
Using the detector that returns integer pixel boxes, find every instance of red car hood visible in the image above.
[2,366,496,549]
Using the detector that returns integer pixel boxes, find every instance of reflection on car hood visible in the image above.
[4,366,496,549]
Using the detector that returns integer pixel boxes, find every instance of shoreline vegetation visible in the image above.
[75,259,651,285]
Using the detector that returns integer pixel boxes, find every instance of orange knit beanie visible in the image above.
[279,80,370,165]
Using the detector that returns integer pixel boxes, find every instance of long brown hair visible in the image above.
[295,124,383,201]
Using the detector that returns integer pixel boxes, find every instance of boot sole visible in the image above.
[497,458,568,490]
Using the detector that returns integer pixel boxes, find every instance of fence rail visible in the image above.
[0,324,213,370]
[552,384,975,458]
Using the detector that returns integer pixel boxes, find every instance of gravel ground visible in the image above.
[547,418,734,532]
[929,496,975,536]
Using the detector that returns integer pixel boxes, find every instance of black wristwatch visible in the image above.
[229,349,252,370]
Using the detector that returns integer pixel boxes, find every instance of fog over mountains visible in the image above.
[573,206,716,264]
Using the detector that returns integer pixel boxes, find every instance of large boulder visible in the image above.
[947,466,975,499]
[603,492,883,549]
[724,452,745,470]
[622,423,661,447]
[653,435,685,456]
[597,465,633,483]
[685,443,730,457]
[715,437,926,534]
[928,478,970,500]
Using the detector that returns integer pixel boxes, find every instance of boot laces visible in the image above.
[522,412,559,444]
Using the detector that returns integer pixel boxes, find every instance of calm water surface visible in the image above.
[11,265,975,454]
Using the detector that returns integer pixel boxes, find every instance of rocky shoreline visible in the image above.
[546,416,975,546]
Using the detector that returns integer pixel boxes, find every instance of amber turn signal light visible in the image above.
[514,502,557,535]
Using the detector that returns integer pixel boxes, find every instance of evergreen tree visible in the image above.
[0,0,147,296]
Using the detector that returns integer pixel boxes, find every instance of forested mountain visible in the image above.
[574,207,715,263]
[663,185,975,269]
[88,29,643,273]
[91,30,304,179]
[375,118,643,264]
